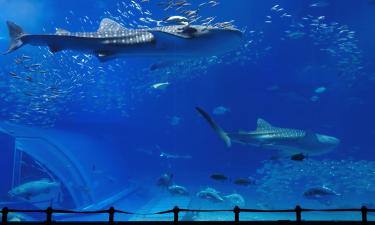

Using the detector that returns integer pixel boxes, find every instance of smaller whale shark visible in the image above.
[195,107,339,156]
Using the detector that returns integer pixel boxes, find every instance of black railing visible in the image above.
[1,205,374,224]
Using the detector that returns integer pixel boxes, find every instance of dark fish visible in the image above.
[157,173,173,187]
[291,153,306,161]
[210,173,229,181]
[9,72,20,79]
[303,186,340,200]
[233,177,256,186]
[25,76,33,82]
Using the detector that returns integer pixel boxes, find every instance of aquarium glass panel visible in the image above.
[0,0,374,222]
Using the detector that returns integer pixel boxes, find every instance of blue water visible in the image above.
[0,0,375,222]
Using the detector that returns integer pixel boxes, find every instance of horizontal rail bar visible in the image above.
[2,207,374,215]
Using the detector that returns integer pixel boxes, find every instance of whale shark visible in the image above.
[3,18,243,62]
[195,107,339,156]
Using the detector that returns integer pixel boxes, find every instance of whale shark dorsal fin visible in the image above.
[256,118,274,131]
[98,18,128,32]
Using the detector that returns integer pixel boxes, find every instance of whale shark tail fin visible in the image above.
[3,21,26,55]
[195,107,231,147]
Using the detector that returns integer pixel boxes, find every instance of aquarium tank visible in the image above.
[0,0,374,222]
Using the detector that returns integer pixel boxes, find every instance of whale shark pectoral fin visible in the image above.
[95,51,115,62]
[48,45,63,53]
[98,18,128,32]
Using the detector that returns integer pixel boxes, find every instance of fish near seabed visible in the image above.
[8,179,60,200]
[303,186,340,205]
[168,184,189,195]
[195,107,339,156]
[224,193,245,207]
[3,18,243,62]
[157,173,174,187]
[196,187,224,202]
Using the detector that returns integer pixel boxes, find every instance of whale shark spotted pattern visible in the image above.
[3,18,243,62]
[195,107,340,156]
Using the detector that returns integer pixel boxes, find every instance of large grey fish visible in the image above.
[223,193,245,207]
[195,107,339,156]
[8,179,60,200]
[3,18,243,62]
[196,187,224,202]
[168,184,189,195]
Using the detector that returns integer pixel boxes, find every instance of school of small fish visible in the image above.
[0,0,367,131]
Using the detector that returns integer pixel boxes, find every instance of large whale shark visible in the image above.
[3,18,243,61]
[195,107,339,156]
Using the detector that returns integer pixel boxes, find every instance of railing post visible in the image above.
[46,207,53,225]
[361,206,367,225]
[2,207,8,225]
[234,206,240,225]
[173,206,179,225]
[109,207,115,225]
[295,205,302,225]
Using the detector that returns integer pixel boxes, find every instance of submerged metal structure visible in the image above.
[0,122,142,221]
